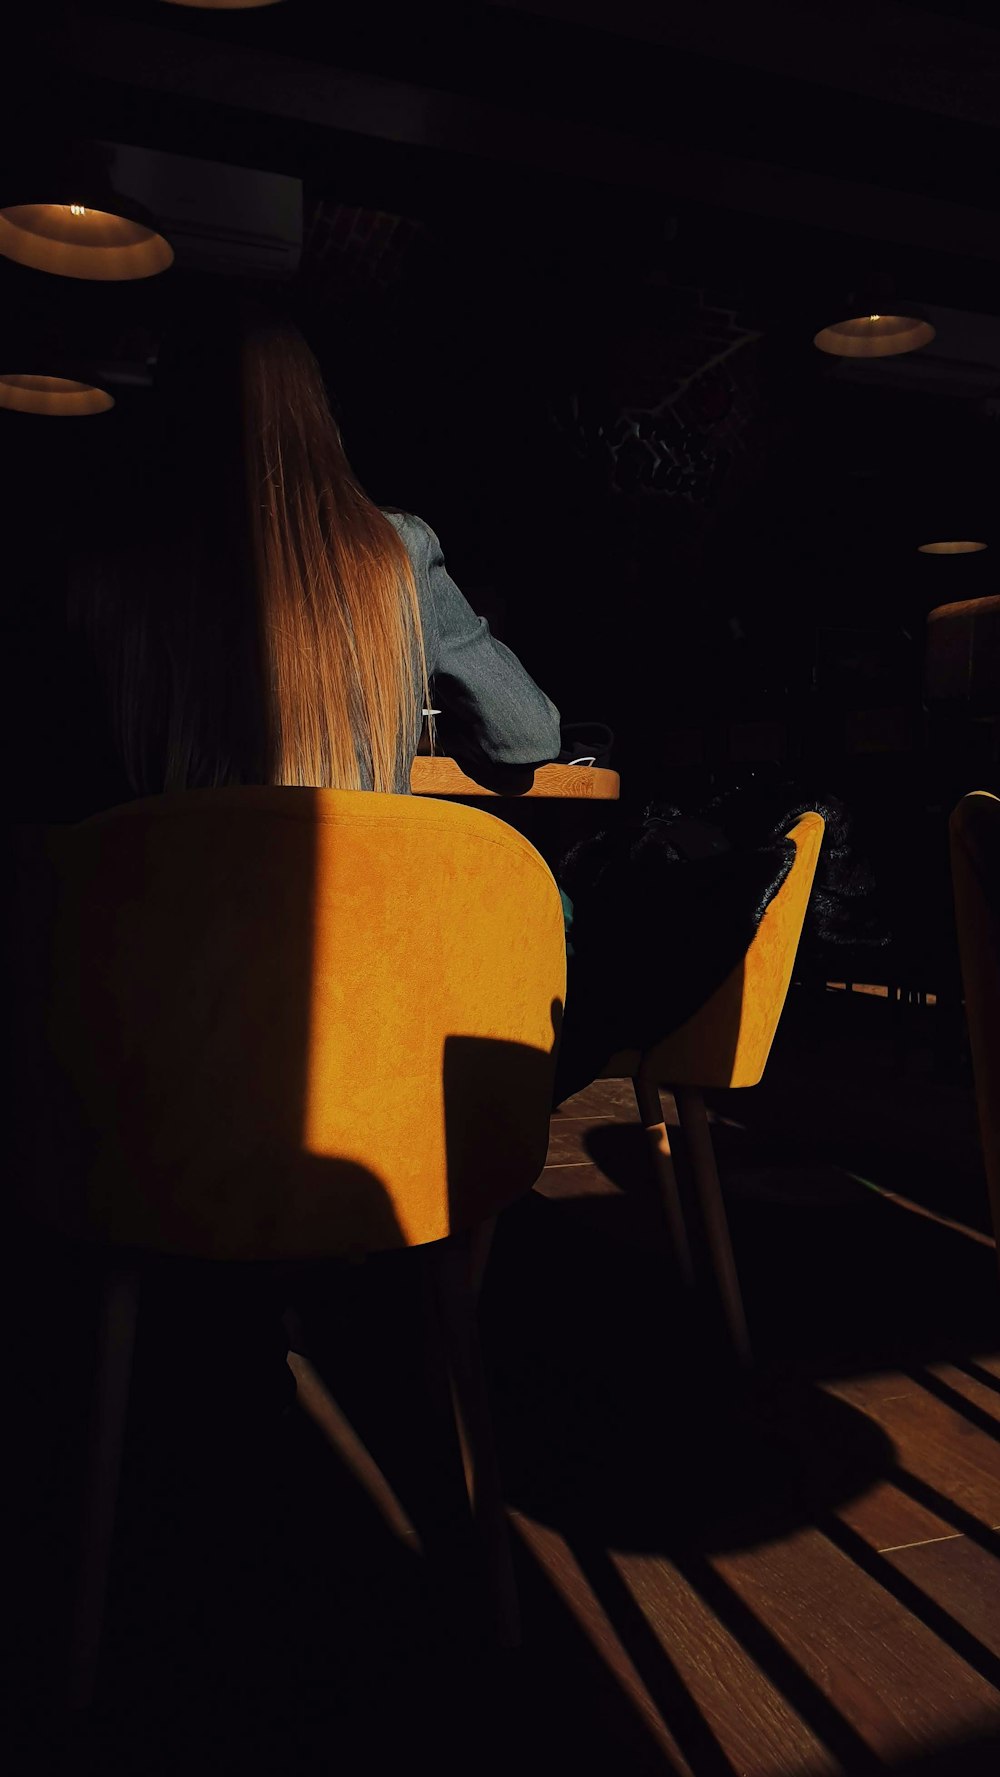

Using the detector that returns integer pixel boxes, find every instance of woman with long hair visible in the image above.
[77,303,560,804]
[60,302,564,1467]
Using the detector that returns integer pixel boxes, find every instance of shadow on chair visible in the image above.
[11,787,566,1711]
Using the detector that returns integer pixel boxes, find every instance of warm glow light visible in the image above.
[918,540,989,555]
[0,374,114,417]
[0,203,173,281]
[813,312,935,358]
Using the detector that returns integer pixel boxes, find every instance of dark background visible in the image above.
[4,1,1000,909]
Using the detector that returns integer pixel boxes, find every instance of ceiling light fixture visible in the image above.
[0,199,173,281]
[918,540,988,555]
[0,144,173,280]
[0,373,114,416]
[813,312,935,358]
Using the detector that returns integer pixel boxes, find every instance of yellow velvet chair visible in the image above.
[599,813,825,1364]
[950,791,1000,1275]
[13,786,566,1705]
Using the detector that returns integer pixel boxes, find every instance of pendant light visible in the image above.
[0,201,173,282]
[918,539,988,555]
[814,312,935,359]
[0,145,173,281]
[0,373,114,416]
[914,482,989,557]
[813,274,934,359]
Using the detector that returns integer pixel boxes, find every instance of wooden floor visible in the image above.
[8,989,1000,1774]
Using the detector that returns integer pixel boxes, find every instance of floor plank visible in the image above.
[534,1161,624,1200]
[545,1115,615,1167]
[557,1077,643,1118]
[884,1534,1000,1661]
[925,1358,1000,1427]
[512,1515,695,1775]
[829,1476,963,1556]
[711,1528,1000,1768]
[823,1370,1000,1543]
[13,988,1000,1772]
[615,1548,843,1777]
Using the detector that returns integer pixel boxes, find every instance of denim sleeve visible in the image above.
[391,511,562,768]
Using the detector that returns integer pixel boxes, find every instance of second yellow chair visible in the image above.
[600,813,825,1364]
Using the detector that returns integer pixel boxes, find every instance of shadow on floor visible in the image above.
[7,990,1000,1773]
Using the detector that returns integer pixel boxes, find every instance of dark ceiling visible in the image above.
[5,5,1000,684]
[3,2,1000,802]
[17,0,1000,316]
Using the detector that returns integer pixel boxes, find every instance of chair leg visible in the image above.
[674,1087,753,1367]
[288,1352,423,1553]
[428,1230,520,1648]
[468,1215,497,1306]
[68,1260,140,1710]
[633,1077,695,1287]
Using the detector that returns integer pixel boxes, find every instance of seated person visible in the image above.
[65,302,568,1461]
[74,305,561,804]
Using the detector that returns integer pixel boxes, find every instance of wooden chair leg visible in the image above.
[468,1215,497,1305]
[633,1077,695,1287]
[428,1230,520,1648]
[674,1086,753,1367]
[68,1261,141,1710]
[288,1353,422,1553]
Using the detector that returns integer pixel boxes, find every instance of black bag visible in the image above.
[554,777,888,1100]
[558,722,615,770]
[559,808,793,1059]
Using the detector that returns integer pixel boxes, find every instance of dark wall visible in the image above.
[298,202,1000,802]
[4,171,1000,825]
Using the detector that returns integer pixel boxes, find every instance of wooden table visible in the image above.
[410,758,620,801]
[410,758,621,871]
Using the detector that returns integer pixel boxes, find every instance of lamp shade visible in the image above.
[0,373,114,416]
[0,191,172,280]
[813,312,935,358]
[918,539,988,556]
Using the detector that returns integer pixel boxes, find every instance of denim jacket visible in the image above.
[386,511,561,787]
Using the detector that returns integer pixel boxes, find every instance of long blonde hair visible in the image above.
[81,306,428,796]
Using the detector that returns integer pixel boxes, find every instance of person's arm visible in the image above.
[394,512,561,770]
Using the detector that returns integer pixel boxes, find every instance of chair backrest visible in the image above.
[14,788,565,1262]
[950,791,1000,1265]
[636,812,826,1090]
